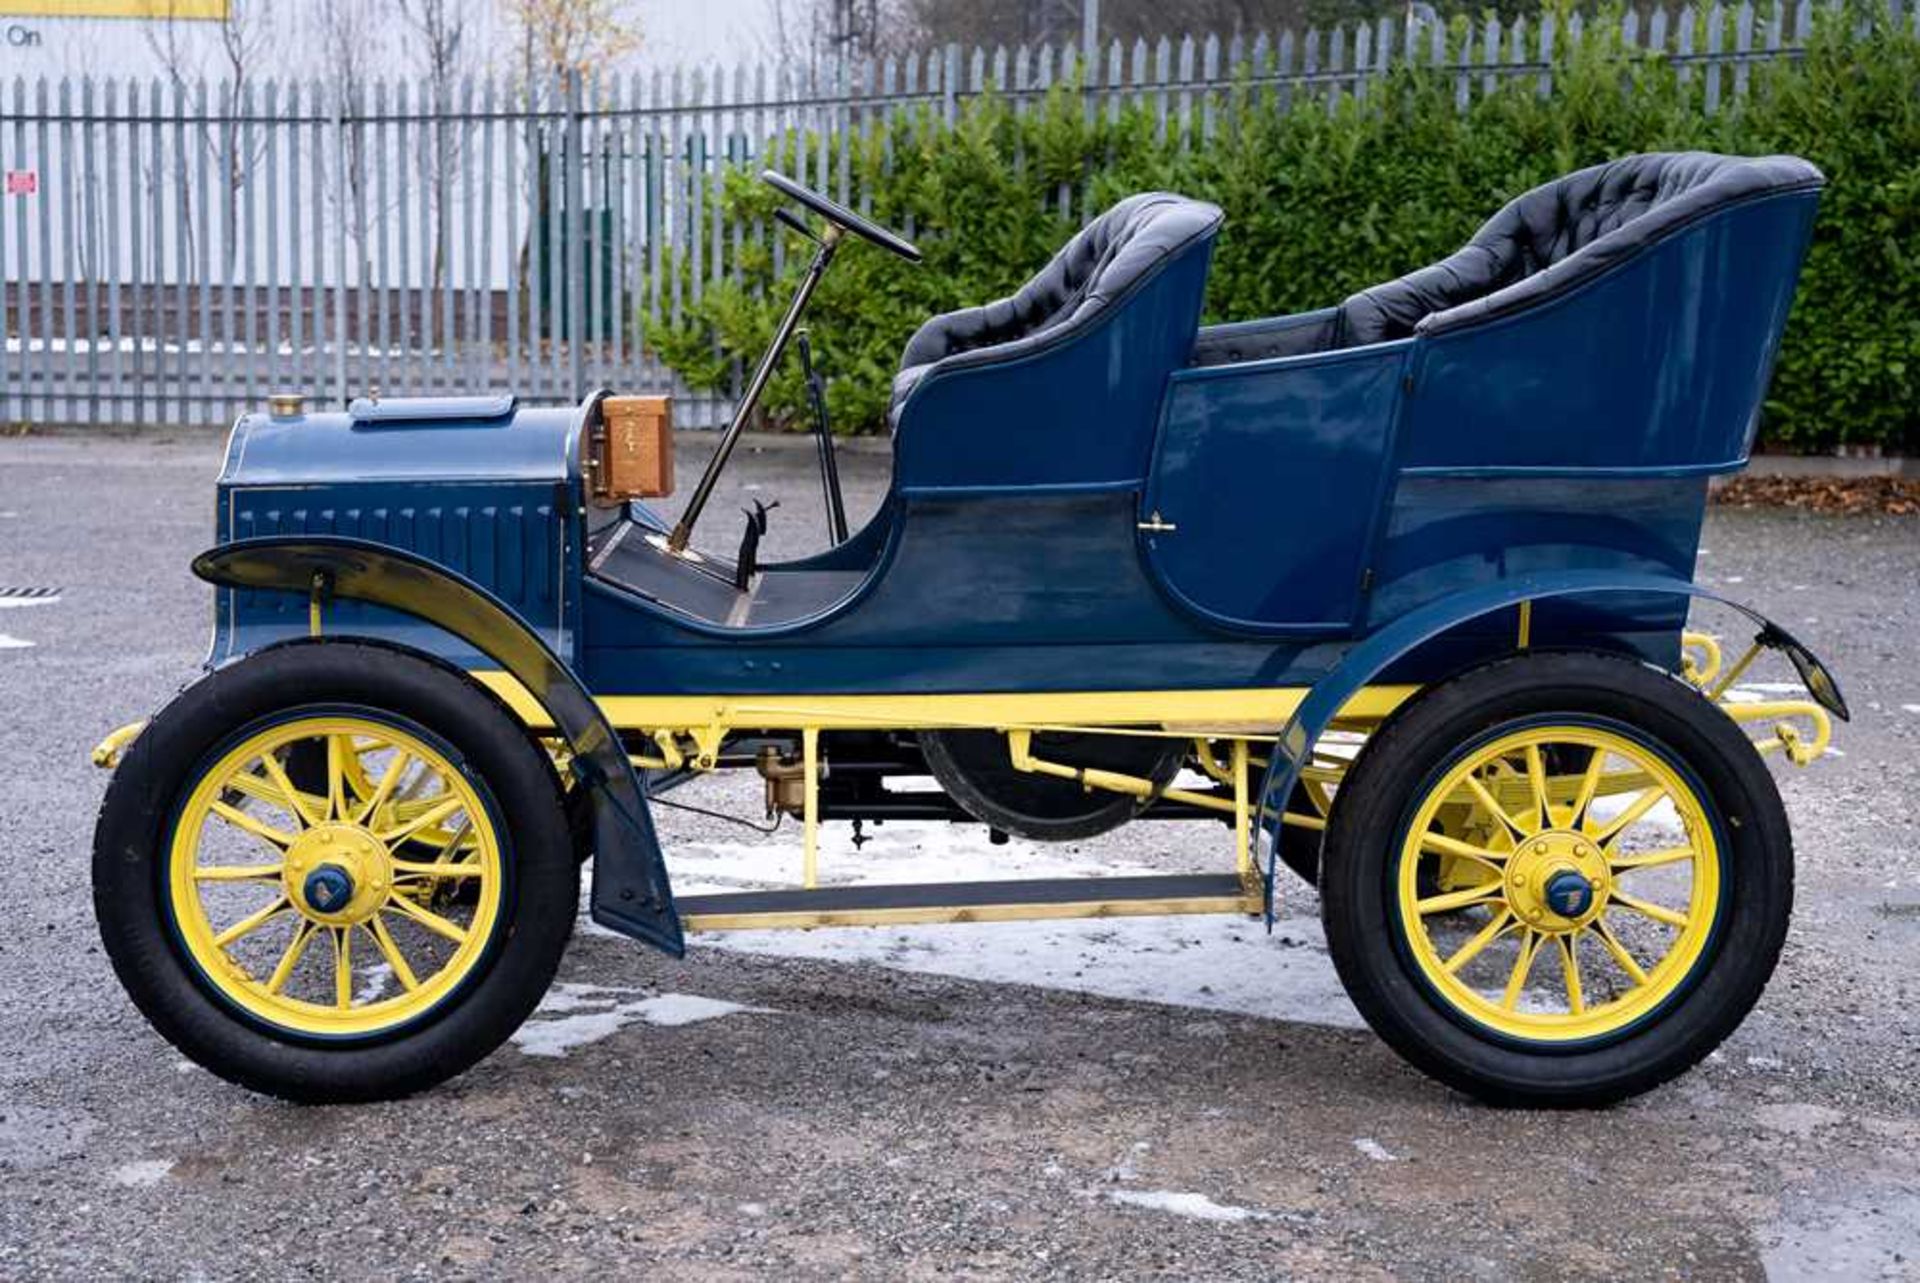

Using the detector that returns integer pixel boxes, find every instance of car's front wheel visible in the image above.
[93,642,578,1103]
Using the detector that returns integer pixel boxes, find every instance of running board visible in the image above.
[678,873,1260,932]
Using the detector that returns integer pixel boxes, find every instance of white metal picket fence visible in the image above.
[0,0,1906,430]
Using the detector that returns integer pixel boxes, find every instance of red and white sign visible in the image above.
[5,170,36,197]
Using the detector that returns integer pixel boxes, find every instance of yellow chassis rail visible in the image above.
[91,645,1832,932]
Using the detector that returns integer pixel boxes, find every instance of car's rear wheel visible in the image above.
[94,642,577,1103]
[1319,652,1792,1107]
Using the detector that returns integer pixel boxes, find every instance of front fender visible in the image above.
[1260,569,1846,917]
[193,535,685,957]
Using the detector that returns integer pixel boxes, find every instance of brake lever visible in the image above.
[733,498,780,592]
[797,330,849,545]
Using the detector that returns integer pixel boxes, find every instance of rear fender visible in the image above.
[193,535,685,957]
[1261,569,1846,918]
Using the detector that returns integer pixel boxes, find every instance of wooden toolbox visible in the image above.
[591,395,674,502]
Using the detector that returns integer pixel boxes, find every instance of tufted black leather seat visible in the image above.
[1334,152,1824,347]
[890,192,1224,426]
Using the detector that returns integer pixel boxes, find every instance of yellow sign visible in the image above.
[0,1,231,17]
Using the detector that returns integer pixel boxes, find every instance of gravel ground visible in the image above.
[1,431,1917,1281]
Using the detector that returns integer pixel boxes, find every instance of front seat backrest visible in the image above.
[890,192,1225,424]
[1334,152,1825,347]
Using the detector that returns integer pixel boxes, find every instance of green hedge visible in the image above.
[650,5,1920,451]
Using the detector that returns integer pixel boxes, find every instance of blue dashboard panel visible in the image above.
[892,242,1215,492]
[1142,342,1409,632]
[1400,191,1820,472]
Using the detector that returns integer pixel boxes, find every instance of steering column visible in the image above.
[663,170,921,557]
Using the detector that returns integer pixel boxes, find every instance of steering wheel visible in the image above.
[762,170,922,263]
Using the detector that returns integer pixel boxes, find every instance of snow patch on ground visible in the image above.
[651,823,1367,1031]
[1902,704,1920,715]
[512,982,775,1058]
[0,635,32,649]
[353,963,393,1006]
[1588,793,1686,842]
[1723,681,1809,705]
[1353,1137,1398,1163]
[108,1159,174,1188]
[1106,1188,1267,1223]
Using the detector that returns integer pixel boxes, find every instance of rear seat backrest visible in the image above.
[1333,152,1825,347]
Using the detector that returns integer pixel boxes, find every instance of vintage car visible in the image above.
[91,153,1845,1109]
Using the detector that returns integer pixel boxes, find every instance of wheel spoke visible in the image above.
[258,750,321,828]
[326,735,351,822]
[1567,745,1607,831]
[378,795,464,847]
[385,894,469,945]
[1417,830,1508,877]
[339,740,378,802]
[391,859,486,880]
[1591,918,1651,987]
[227,765,322,828]
[1559,933,1585,1015]
[1417,880,1505,916]
[366,914,421,992]
[209,799,295,850]
[1523,744,1552,831]
[194,863,284,883]
[212,896,290,948]
[1501,930,1543,1010]
[334,927,353,1009]
[354,749,412,827]
[1609,845,1696,872]
[1462,773,1528,841]
[1611,890,1689,929]
[1443,907,1515,974]
[435,816,475,859]
[1591,784,1668,844]
[266,921,317,994]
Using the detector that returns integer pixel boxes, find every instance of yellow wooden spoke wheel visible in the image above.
[96,643,578,1103]
[168,716,505,1038]
[1394,725,1720,1044]
[1318,653,1793,1108]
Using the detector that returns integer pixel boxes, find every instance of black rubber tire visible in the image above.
[93,641,578,1104]
[919,729,1182,841]
[1319,651,1793,1108]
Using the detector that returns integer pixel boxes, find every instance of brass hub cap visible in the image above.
[1504,829,1611,932]
[283,823,393,925]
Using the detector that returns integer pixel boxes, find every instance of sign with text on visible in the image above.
[6,170,36,196]
[0,1,229,17]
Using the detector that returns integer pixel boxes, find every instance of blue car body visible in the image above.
[198,155,1833,954]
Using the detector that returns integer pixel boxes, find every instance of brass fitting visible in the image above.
[756,745,810,818]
